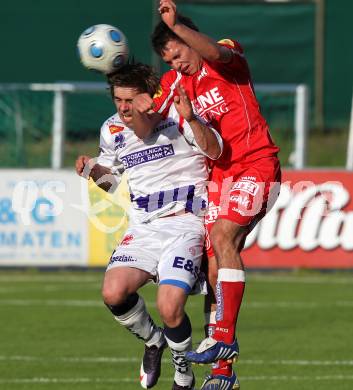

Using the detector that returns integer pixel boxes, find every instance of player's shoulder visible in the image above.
[153,70,183,116]
[217,38,244,55]
[153,104,179,132]
[160,69,181,86]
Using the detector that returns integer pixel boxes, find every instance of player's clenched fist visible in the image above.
[159,0,177,30]
[133,93,155,114]
[75,155,91,177]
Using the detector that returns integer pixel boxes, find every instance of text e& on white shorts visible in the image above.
[106,213,205,294]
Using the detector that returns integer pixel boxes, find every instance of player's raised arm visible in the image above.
[132,93,162,139]
[159,0,232,63]
[174,84,222,160]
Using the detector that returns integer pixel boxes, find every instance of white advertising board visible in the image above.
[0,170,88,266]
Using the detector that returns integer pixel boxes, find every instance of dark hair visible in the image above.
[152,14,199,56]
[107,61,159,98]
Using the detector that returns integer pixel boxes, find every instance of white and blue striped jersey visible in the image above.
[97,104,222,223]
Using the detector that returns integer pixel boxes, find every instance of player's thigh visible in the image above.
[206,188,248,262]
[106,222,161,278]
[102,266,151,305]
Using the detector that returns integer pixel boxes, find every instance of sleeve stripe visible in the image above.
[157,72,182,115]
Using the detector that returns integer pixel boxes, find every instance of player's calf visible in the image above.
[106,294,167,388]
[164,314,195,389]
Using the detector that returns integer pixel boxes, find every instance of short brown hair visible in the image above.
[107,61,160,98]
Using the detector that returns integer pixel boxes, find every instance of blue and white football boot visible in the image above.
[185,337,239,365]
[200,371,240,390]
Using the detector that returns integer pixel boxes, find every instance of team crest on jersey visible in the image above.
[153,85,163,98]
[109,125,124,134]
[115,133,126,149]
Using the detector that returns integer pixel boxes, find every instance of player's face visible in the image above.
[161,40,202,75]
[113,86,139,127]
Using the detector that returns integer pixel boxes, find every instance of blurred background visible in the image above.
[1,2,353,389]
[0,0,352,169]
[0,0,352,268]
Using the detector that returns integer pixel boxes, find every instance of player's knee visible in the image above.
[210,220,244,254]
[157,298,184,328]
[101,283,129,306]
[210,223,230,253]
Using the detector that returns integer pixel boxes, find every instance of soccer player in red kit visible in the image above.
[132,1,281,388]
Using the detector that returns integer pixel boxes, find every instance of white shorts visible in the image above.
[106,213,205,294]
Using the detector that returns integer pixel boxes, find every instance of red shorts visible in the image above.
[205,156,281,257]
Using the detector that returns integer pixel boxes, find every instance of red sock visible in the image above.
[213,269,245,344]
[211,359,233,377]
[204,312,232,377]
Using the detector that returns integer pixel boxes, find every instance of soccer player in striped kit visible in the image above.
[76,61,222,390]
[132,2,281,388]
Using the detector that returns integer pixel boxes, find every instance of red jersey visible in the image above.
[153,39,280,173]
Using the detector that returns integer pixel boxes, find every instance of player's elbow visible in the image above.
[204,45,223,62]
[207,145,222,160]
[206,130,223,160]
[207,45,232,64]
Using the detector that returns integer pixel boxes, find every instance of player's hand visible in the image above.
[159,0,177,30]
[174,84,195,122]
[75,155,91,178]
[133,93,155,114]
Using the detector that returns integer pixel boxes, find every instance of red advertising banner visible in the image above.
[243,170,353,268]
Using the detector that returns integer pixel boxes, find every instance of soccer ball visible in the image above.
[77,24,129,74]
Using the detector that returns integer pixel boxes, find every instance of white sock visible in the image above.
[114,296,164,347]
[165,335,194,386]
[204,310,216,337]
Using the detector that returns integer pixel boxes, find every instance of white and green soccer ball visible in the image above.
[77,24,129,74]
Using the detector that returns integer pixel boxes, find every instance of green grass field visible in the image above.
[0,270,353,390]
